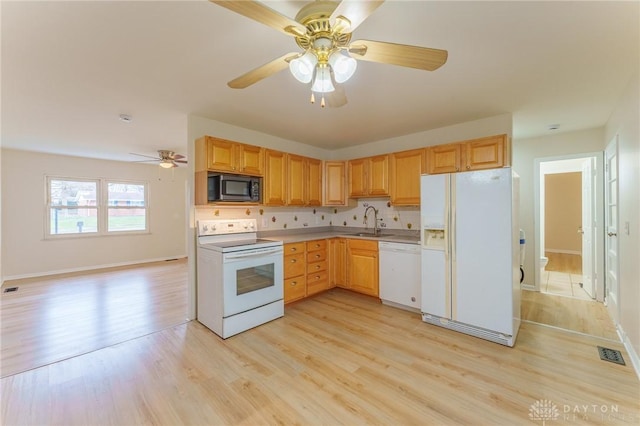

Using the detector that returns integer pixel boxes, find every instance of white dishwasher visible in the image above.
[379,241,421,312]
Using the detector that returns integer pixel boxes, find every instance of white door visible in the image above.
[581,158,595,299]
[604,137,619,323]
[454,169,513,334]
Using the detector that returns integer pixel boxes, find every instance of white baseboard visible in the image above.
[545,248,581,255]
[617,324,640,381]
[2,255,187,283]
[522,284,536,291]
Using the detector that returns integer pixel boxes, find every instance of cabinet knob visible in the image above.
[290,247,297,252]
[290,259,297,263]
[315,254,321,258]
[291,281,297,286]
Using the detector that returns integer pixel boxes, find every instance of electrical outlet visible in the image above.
[624,221,630,235]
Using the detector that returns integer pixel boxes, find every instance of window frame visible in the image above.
[45,176,149,239]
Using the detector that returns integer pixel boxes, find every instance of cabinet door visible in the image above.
[368,155,389,196]
[347,239,379,296]
[348,158,367,197]
[207,138,237,173]
[390,149,426,206]
[330,238,348,288]
[239,144,264,176]
[286,154,307,206]
[324,161,346,206]
[464,134,506,171]
[307,158,323,206]
[284,276,306,303]
[427,143,461,174]
[264,150,287,206]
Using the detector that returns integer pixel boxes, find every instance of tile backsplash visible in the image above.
[194,199,419,232]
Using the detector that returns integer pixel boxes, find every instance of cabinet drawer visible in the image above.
[307,259,327,273]
[306,250,327,263]
[348,239,378,251]
[306,271,329,295]
[284,242,305,255]
[284,276,306,303]
[306,239,327,252]
[284,253,305,278]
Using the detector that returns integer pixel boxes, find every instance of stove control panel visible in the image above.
[198,219,256,236]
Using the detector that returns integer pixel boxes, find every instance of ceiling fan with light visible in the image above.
[130,150,188,168]
[211,0,448,107]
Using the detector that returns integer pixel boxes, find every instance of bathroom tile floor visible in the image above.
[541,270,592,300]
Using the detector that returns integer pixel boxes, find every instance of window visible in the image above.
[47,177,148,237]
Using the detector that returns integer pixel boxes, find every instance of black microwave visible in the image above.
[208,173,261,203]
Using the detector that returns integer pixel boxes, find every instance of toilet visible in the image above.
[540,256,548,270]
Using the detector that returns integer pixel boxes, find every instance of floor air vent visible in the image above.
[3,287,18,293]
[597,346,625,365]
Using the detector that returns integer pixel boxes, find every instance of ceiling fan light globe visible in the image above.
[289,51,317,83]
[329,52,357,83]
[311,65,335,93]
[159,161,173,169]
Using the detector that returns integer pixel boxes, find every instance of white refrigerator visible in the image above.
[420,168,520,346]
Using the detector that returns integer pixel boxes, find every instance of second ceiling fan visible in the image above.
[211,0,448,107]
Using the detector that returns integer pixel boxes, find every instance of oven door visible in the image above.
[222,246,283,317]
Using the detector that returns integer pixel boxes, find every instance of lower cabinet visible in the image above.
[306,239,329,296]
[285,237,379,303]
[284,242,306,303]
[347,239,379,296]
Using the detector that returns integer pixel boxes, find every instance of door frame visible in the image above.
[533,152,604,301]
[604,136,620,323]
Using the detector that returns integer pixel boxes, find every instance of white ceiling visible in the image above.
[2,1,638,163]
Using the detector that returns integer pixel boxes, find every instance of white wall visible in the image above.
[512,127,605,286]
[604,72,640,365]
[1,149,188,279]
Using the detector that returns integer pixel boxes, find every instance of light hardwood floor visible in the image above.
[2,287,639,424]
[0,259,188,378]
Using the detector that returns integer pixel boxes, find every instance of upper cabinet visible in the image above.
[286,154,322,207]
[324,161,347,206]
[426,134,508,174]
[197,136,264,176]
[348,155,389,198]
[264,149,287,206]
[390,148,426,206]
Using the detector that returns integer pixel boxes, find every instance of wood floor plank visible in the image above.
[1,265,638,425]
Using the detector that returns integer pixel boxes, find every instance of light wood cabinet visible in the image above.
[464,134,506,171]
[426,134,507,174]
[286,155,322,207]
[330,238,348,288]
[347,239,379,297]
[306,240,329,296]
[264,149,287,206]
[324,161,346,206]
[389,148,426,206]
[348,155,389,198]
[198,136,264,176]
[286,154,306,206]
[307,158,323,206]
[284,242,306,304]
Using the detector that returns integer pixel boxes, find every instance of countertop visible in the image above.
[259,227,420,245]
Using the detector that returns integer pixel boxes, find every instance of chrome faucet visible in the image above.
[363,205,380,236]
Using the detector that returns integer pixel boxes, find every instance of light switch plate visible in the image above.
[624,221,630,235]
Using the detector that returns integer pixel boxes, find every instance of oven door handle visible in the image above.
[224,247,283,260]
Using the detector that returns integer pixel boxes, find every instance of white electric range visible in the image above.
[196,219,283,339]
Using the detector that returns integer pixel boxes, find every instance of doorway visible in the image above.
[534,152,605,302]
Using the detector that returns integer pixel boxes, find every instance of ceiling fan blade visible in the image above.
[172,154,185,160]
[131,160,159,163]
[330,0,384,33]
[130,152,160,160]
[349,39,448,71]
[209,1,306,37]
[174,159,188,164]
[228,52,300,89]
[324,86,348,108]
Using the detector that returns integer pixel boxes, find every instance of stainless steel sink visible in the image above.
[346,232,392,238]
